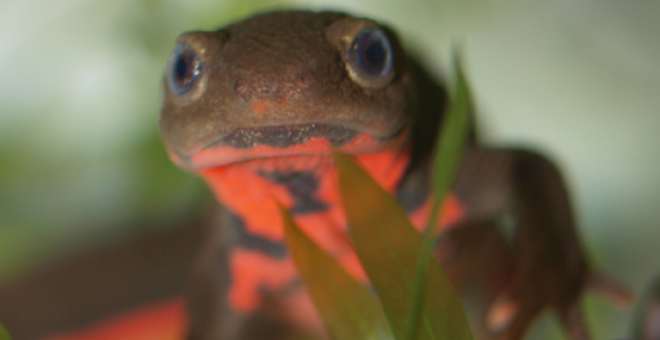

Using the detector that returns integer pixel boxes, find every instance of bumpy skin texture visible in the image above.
[160,11,628,340]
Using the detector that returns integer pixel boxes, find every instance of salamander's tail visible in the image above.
[0,217,206,340]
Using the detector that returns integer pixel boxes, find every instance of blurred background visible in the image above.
[0,0,658,338]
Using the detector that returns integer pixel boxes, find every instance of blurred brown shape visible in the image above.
[0,219,206,340]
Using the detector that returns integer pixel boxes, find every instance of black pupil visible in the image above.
[167,44,199,94]
[173,49,197,86]
[356,30,390,75]
[175,54,190,82]
[363,36,385,70]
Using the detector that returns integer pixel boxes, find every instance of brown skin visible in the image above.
[158,11,632,340]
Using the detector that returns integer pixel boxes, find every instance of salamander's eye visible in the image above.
[346,28,395,89]
[166,43,201,94]
[352,29,392,76]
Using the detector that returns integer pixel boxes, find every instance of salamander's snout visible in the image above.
[232,73,313,109]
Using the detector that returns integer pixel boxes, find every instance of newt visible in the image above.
[157,11,633,340]
[0,10,632,340]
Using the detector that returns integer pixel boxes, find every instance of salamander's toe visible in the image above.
[486,278,544,340]
[484,271,633,340]
[557,302,591,340]
[586,273,634,307]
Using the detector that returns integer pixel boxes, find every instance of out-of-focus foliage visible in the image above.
[0,321,10,340]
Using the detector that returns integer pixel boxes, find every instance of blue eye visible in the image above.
[344,28,395,89]
[351,29,392,77]
[166,43,201,94]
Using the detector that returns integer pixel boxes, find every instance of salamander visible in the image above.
[157,10,635,340]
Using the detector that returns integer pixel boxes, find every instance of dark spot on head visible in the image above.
[298,74,311,87]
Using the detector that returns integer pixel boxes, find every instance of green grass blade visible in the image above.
[404,53,473,340]
[335,153,472,340]
[0,322,11,340]
[430,54,472,213]
[278,203,394,340]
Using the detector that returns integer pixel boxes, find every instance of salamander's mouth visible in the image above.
[167,123,408,171]
[214,123,358,149]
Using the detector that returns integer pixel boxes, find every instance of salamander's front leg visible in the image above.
[452,147,632,340]
[185,210,299,340]
[435,220,514,340]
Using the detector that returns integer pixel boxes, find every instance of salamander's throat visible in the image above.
[198,148,412,312]
[200,148,412,243]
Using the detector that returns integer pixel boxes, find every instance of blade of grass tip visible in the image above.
[403,52,472,340]
[0,323,10,340]
[278,203,394,340]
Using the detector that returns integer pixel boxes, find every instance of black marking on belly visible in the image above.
[229,212,288,258]
[258,170,329,214]
[395,166,429,213]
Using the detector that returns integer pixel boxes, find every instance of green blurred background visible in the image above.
[0,0,659,338]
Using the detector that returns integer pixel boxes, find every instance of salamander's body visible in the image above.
[159,11,628,340]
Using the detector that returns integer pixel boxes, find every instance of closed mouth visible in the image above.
[167,123,408,171]
[213,123,359,149]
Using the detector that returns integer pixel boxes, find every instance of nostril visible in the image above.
[234,79,248,94]
[234,79,252,101]
[297,74,312,87]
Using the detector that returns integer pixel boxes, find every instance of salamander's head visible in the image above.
[159,11,413,171]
